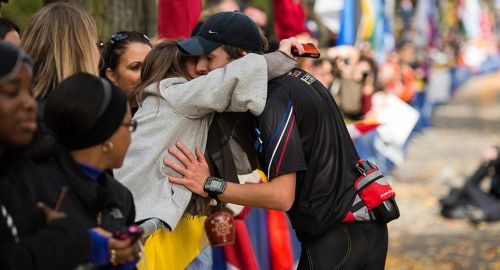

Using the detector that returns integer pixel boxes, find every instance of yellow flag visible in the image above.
[137,216,207,270]
[359,0,375,40]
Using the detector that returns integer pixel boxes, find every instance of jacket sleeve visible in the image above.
[163,53,268,118]
[2,217,91,270]
[125,190,136,226]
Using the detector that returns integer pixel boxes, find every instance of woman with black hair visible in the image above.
[34,73,141,269]
[0,17,20,45]
[0,41,90,270]
[100,31,152,100]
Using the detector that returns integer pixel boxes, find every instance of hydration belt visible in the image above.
[343,159,400,223]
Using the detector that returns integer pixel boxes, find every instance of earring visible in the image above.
[101,141,114,153]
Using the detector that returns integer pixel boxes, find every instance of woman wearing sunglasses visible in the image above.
[34,73,141,269]
[100,31,152,106]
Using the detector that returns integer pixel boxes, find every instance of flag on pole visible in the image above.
[358,0,376,41]
[273,0,310,40]
[313,0,344,34]
[337,0,357,45]
[158,0,202,39]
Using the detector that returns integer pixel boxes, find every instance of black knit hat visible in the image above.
[177,11,263,55]
[45,73,128,150]
[0,40,31,81]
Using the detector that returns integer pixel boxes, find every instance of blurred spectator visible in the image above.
[302,58,334,88]
[440,146,500,222]
[243,4,267,35]
[192,0,239,37]
[21,3,100,99]
[354,55,379,117]
[218,0,240,11]
[397,42,417,103]
[99,31,152,109]
[329,46,364,120]
[0,18,20,45]
[242,4,279,52]
[0,40,91,270]
[378,51,412,103]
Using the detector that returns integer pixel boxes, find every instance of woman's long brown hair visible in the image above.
[130,41,192,108]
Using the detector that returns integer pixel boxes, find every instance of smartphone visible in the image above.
[113,225,144,242]
[292,43,321,58]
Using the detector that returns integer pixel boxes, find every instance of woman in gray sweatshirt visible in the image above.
[114,40,297,232]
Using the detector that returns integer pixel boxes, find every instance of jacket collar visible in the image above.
[54,144,122,211]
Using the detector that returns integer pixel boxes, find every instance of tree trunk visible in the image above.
[44,0,157,40]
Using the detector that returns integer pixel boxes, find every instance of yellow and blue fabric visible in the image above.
[137,216,207,270]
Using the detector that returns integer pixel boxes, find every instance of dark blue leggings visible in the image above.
[297,222,388,270]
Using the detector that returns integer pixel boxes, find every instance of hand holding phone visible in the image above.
[292,43,321,58]
[113,225,144,243]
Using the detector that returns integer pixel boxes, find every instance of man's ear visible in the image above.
[105,68,117,84]
[240,51,248,57]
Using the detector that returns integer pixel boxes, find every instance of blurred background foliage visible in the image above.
[2,0,43,32]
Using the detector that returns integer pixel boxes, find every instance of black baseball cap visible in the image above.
[178,11,263,56]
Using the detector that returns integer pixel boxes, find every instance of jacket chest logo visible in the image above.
[109,208,124,219]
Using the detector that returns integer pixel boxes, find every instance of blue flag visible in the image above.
[337,0,356,45]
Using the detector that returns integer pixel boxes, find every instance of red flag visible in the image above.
[273,0,310,40]
[158,0,202,40]
[347,120,381,140]
[267,210,294,270]
[223,207,259,270]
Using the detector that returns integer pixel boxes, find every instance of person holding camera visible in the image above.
[165,11,389,270]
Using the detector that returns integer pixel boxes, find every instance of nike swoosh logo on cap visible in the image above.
[208,30,218,34]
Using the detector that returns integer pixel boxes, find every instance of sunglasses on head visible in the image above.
[110,31,150,44]
[104,31,150,66]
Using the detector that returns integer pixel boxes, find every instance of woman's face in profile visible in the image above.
[0,63,37,147]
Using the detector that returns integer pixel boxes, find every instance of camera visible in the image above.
[292,43,321,58]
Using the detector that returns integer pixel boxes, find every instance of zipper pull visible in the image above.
[96,211,102,226]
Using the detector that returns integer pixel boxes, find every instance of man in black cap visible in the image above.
[178,11,267,73]
[177,10,302,208]
[169,11,389,270]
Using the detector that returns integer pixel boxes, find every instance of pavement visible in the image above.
[385,72,500,270]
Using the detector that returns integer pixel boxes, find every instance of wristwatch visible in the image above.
[204,176,227,199]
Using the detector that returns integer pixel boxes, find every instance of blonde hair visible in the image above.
[21,3,99,99]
